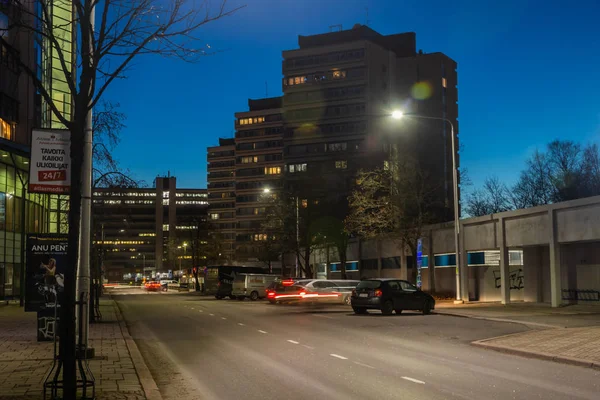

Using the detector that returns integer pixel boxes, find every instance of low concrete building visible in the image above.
[311,196,600,307]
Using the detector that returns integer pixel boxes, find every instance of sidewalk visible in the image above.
[0,298,160,400]
[435,301,600,369]
[435,301,600,328]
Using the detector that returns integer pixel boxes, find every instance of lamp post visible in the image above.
[138,253,146,278]
[264,187,300,277]
[391,110,462,301]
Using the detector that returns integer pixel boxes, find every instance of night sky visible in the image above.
[106,0,600,190]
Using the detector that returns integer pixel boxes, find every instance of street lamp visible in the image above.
[138,253,146,278]
[391,110,462,301]
[178,242,188,278]
[264,187,300,277]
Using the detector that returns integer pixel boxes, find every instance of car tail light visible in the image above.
[299,291,306,297]
[374,289,383,297]
[267,292,275,297]
[282,280,294,286]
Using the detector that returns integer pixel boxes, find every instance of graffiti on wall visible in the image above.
[493,269,524,290]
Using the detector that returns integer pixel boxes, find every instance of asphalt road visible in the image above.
[114,290,600,400]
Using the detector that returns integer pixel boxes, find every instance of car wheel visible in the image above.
[352,307,367,314]
[395,309,403,314]
[343,295,352,306]
[423,300,432,315]
[250,291,259,301]
[215,295,223,300]
[381,300,393,316]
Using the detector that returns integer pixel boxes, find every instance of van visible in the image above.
[232,274,279,301]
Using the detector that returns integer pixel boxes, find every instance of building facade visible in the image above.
[281,25,458,220]
[206,25,459,266]
[92,176,208,282]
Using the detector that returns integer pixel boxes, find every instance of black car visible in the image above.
[351,279,435,315]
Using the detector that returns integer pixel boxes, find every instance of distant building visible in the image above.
[92,176,208,282]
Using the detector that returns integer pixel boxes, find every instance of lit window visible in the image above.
[288,78,294,85]
[335,160,347,169]
[163,224,169,231]
[163,199,169,205]
[0,118,15,140]
[442,77,447,88]
[327,142,347,152]
[241,156,258,164]
[288,163,307,173]
[210,213,219,220]
[294,77,302,84]
[301,199,308,208]
[264,166,281,175]
[332,70,346,79]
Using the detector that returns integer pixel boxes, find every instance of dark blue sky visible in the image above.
[107,0,600,190]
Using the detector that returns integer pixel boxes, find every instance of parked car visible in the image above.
[232,274,279,301]
[350,279,435,315]
[299,279,360,305]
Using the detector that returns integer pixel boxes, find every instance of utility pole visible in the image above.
[76,2,95,359]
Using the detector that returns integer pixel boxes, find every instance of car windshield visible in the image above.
[356,280,382,289]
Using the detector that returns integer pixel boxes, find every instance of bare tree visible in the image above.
[464,189,491,217]
[510,149,554,208]
[3,1,241,392]
[315,216,350,279]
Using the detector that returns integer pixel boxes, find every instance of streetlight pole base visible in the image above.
[453,300,464,305]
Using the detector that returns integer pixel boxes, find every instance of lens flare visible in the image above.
[411,81,432,100]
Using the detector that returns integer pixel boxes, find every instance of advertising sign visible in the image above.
[416,238,423,289]
[25,234,68,312]
[29,129,71,194]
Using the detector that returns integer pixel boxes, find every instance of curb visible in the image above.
[434,310,564,329]
[111,298,163,400]
[471,340,600,370]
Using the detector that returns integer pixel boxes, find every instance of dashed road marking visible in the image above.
[238,323,245,326]
[198,310,203,313]
[258,330,268,334]
[221,317,227,320]
[402,377,425,385]
[330,354,348,360]
[353,361,375,369]
[302,345,315,350]
[287,340,299,344]
[209,313,214,316]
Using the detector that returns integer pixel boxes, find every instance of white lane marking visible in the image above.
[258,330,268,334]
[402,377,425,385]
[330,354,348,360]
[190,307,194,310]
[198,310,203,313]
[238,323,245,326]
[221,317,227,320]
[302,345,315,350]
[287,340,299,344]
[353,361,375,369]
[209,313,214,316]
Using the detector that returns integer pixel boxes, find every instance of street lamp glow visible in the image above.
[183,242,188,248]
[263,188,271,193]
[391,110,404,119]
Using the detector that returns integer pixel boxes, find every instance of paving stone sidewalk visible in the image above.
[0,298,151,399]
[473,326,600,369]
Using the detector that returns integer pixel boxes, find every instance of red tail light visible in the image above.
[282,280,294,286]
[299,292,306,297]
[374,289,383,297]
[267,292,275,297]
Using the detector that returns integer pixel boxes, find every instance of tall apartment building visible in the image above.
[206,138,236,261]
[92,176,208,281]
[281,24,458,220]
[207,98,284,264]
[233,97,283,262]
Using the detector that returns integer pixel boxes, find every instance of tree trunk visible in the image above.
[339,244,347,280]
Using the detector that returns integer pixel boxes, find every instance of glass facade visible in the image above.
[0,151,58,299]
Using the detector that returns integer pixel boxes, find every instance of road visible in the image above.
[114,290,600,400]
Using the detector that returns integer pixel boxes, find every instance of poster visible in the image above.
[416,238,423,289]
[28,129,71,194]
[25,234,68,312]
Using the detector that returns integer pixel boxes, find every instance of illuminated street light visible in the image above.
[391,110,404,119]
[263,188,271,193]
[391,109,462,301]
